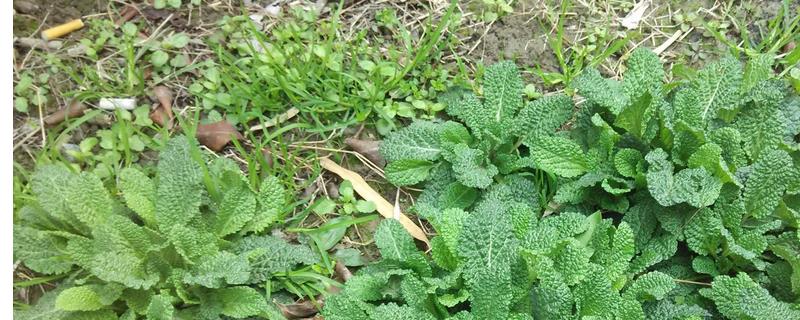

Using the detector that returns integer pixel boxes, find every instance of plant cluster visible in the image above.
[189,6,459,133]
[12,1,800,319]
[15,18,197,179]
[343,48,800,319]
[14,136,330,319]
[310,180,377,216]
[380,61,570,217]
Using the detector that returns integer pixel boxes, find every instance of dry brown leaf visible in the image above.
[319,157,430,246]
[261,148,274,168]
[277,300,319,319]
[115,5,140,27]
[153,85,173,109]
[345,137,385,167]
[249,107,300,132]
[334,261,353,281]
[44,100,87,127]
[150,86,175,128]
[784,41,797,54]
[196,120,243,152]
[149,104,172,129]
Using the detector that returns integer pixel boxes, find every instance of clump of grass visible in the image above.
[191,2,462,135]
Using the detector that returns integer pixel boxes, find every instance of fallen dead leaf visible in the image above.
[150,86,174,128]
[249,107,300,131]
[261,148,274,168]
[784,41,797,54]
[319,158,430,246]
[153,85,173,107]
[116,5,140,27]
[344,137,385,167]
[149,104,171,129]
[334,261,353,281]
[44,100,87,126]
[276,300,319,319]
[196,120,243,152]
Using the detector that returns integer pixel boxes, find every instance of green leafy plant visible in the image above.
[55,19,198,101]
[359,49,800,319]
[13,136,332,318]
[287,181,379,281]
[190,4,459,132]
[154,0,201,9]
[535,0,631,86]
[553,48,799,318]
[322,204,684,319]
[379,61,566,218]
[58,108,166,179]
[473,0,514,22]
[310,181,377,216]
[13,71,50,113]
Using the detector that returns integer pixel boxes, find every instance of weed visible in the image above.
[536,0,631,87]
[191,3,460,134]
[706,0,799,77]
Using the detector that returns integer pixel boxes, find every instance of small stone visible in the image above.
[15,37,46,49]
[14,1,40,14]
[48,41,63,50]
[66,44,87,56]
[249,14,264,24]
[264,5,281,17]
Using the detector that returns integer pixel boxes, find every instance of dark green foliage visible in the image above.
[323,207,678,319]
[330,51,800,319]
[563,49,800,319]
[13,136,318,319]
[380,61,575,217]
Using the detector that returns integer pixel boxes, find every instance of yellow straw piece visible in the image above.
[319,157,431,246]
[41,19,85,40]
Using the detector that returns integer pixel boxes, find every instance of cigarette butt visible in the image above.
[98,98,137,110]
[42,19,85,40]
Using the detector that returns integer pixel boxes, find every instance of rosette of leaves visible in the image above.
[379,61,576,218]
[373,49,800,319]
[14,136,320,319]
[322,194,690,320]
[544,48,800,318]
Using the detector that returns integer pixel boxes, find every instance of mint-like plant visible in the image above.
[322,199,684,319]
[380,61,575,217]
[362,51,800,319]
[564,48,800,278]
[14,136,319,319]
[557,49,800,319]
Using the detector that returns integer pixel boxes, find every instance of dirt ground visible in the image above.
[14,0,105,35]
[15,0,787,81]
[466,0,789,80]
